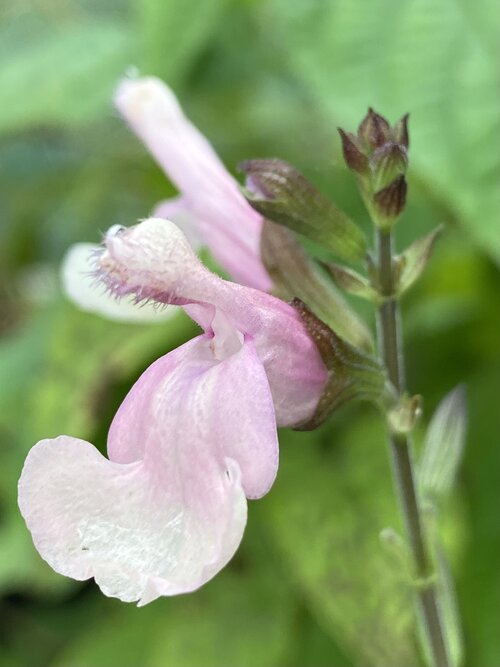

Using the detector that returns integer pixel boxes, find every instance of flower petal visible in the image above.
[108,335,279,499]
[19,333,279,603]
[115,76,271,291]
[99,218,328,427]
[19,435,246,604]
[62,243,176,323]
[209,335,279,498]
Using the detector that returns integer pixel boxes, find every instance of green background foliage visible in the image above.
[0,0,498,665]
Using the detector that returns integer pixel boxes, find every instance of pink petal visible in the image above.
[109,335,279,499]
[19,334,279,603]
[100,219,328,426]
[114,76,271,291]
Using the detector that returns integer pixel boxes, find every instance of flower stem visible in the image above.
[375,228,451,667]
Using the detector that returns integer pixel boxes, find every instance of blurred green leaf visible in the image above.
[434,545,464,667]
[138,0,229,84]
[260,0,500,261]
[0,18,135,134]
[397,226,443,297]
[52,567,294,667]
[260,415,421,667]
[458,365,500,666]
[419,386,467,504]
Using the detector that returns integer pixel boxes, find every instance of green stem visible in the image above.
[376,228,451,667]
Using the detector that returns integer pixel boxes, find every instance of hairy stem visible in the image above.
[376,228,451,667]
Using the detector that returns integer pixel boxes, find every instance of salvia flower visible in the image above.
[63,75,271,323]
[114,77,271,292]
[18,218,328,604]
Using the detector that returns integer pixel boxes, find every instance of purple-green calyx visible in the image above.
[338,108,410,228]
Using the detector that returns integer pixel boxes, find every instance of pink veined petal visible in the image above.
[109,335,279,499]
[114,76,271,291]
[208,334,279,498]
[61,243,177,323]
[100,219,328,426]
[19,334,279,604]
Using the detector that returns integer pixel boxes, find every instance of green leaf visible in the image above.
[0,18,135,134]
[397,227,443,296]
[457,366,500,667]
[419,386,467,504]
[324,261,380,303]
[434,545,464,667]
[261,220,373,350]
[260,0,500,262]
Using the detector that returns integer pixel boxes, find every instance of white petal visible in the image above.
[18,436,246,604]
[61,243,177,323]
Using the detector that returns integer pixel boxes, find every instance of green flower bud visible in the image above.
[388,393,423,434]
[240,158,367,262]
[370,142,408,191]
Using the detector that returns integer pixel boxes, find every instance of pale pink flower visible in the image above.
[61,75,271,324]
[114,76,271,292]
[19,219,327,604]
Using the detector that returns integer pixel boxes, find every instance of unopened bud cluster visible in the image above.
[339,108,409,228]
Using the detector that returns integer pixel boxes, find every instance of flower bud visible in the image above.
[370,142,408,191]
[357,108,392,151]
[392,113,410,149]
[373,175,407,227]
[339,109,410,228]
[337,129,369,174]
[240,159,367,262]
[388,393,423,434]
